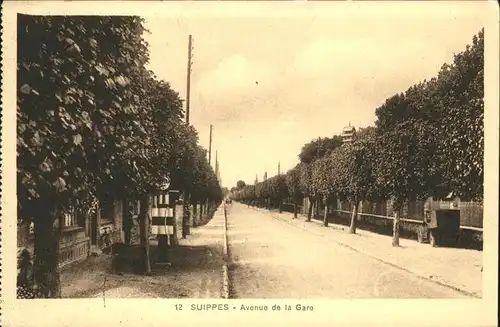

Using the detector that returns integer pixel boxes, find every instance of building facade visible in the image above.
[17,199,125,269]
[341,125,356,144]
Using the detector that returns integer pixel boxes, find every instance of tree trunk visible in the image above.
[138,194,151,274]
[182,192,190,239]
[307,197,313,222]
[171,204,179,246]
[33,207,61,298]
[198,203,203,224]
[315,199,320,216]
[279,199,283,213]
[293,199,298,219]
[192,201,198,227]
[122,197,131,245]
[392,201,401,247]
[349,200,360,234]
[323,198,329,227]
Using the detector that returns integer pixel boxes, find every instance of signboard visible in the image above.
[150,190,178,236]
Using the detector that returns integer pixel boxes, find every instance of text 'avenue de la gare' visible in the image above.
[185,304,314,312]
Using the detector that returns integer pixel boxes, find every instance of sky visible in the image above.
[141,3,486,189]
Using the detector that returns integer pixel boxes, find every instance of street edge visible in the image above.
[221,204,230,299]
[251,205,481,299]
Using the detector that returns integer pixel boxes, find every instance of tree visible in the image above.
[236,180,247,189]
[354,126,377,141]
[311,157,335,226]
[137,77,185,249]
[372,119,440,246]
[299,163,316,221]
[433,29,484,201]
[17,15,153,297]
[332,133,377,234]
[285,165,303,218]
[374,29,484,201]
[299,135,343,164]
[374,93,409,131]
[189,146,208,226]
[371,28,483,246]
[298,135,343,221]
[268,175,288,213]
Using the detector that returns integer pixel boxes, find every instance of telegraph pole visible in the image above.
[215,150,220,182]
[204,124,213,217]
[186,34,193,124]
[182,35,194,239]
[208,124,213,165]
[215,150,218,176]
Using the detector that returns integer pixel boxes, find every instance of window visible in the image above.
[100,197,115,225]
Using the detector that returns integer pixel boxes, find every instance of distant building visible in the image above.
[341,123,356,144]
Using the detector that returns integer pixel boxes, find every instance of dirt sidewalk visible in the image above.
[61,207,226,298]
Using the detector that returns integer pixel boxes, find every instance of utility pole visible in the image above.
[183,35,194,238]
[186,34,193,124]
[205,124,213,218]
[215,150,220,181]
[208,124,213,165]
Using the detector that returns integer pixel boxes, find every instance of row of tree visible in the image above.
[17,15,223,297]
[232,29,484,246]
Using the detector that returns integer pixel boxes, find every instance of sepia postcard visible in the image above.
[1,1,499,326]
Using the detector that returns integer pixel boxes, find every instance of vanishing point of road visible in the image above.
[226,203,469,299]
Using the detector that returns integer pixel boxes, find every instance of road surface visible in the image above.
[226,203,469,299]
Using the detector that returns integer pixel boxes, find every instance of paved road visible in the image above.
[226,203,469,299]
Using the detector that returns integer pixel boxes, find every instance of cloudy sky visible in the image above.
[141,2,486,189]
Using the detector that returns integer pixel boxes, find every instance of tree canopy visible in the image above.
[236,180,247,189]
[233,28,484,227]
[17,14,222,221]
[298,135,343,164]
